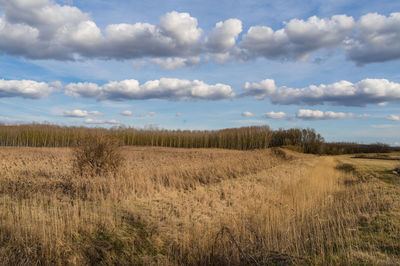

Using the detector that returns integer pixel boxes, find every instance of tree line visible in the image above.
[0,124,391,154]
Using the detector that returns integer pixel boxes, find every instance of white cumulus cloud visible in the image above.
[135,112,157,118]
[0,1,399,65]
[65,78,235,101]
[84,118,120,125]
[243,78,400,106]
[0,79,56,99]
[239,15,354,60]
[0,1,204,60]
[241,111,255,117]
[104,11,203,59]
[62,109,103,117]
[387,114,400,121]
[151,56,201,70]
[296,109,369,120]
[207,18,242,53]
[120,110,133,116]
[261,112,287,119]
[344,13,400,65]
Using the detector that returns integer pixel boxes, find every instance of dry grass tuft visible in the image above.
[73,134,124,177]
[336,162,356,173]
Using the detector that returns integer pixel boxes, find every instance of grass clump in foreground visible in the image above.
[0,210,162,265]
[76,212,162,265]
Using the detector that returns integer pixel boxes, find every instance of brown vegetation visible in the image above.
[73,134,124,177]
[0,146,398,265]
[323,142,392,155]
[353,153,400,160]
[2,123,391,155]
[0,124,274,150]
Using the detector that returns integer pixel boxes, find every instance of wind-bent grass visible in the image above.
[0,147,398,265]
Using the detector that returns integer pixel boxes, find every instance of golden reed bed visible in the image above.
[0,147,398,265]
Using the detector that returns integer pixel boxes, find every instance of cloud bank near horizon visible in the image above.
[243,78,400,106]
[2,77,400,108]
[296,109,370,120]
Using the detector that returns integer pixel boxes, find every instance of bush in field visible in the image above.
[73,134,124,177]
[336,163,356,173]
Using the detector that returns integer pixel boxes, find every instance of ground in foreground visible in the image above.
[0,147,399,265]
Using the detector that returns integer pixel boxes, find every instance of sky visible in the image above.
[0,0,400,145]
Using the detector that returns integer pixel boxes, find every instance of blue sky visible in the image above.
[1,0,400,145]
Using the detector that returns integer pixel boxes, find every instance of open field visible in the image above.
[0,147,399,265]
[352,152,400,161]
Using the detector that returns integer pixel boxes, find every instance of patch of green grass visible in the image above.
[353,152,400,161]
[375,169,400,185]
[335,155,400,264]
[75,211,163,265]
[356,213,400,257]
[337,155,400,184]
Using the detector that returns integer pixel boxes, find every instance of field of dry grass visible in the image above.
[0,146,399,265]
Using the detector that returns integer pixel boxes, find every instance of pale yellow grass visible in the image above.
[137,156,359,264]
[0,147,398,265]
